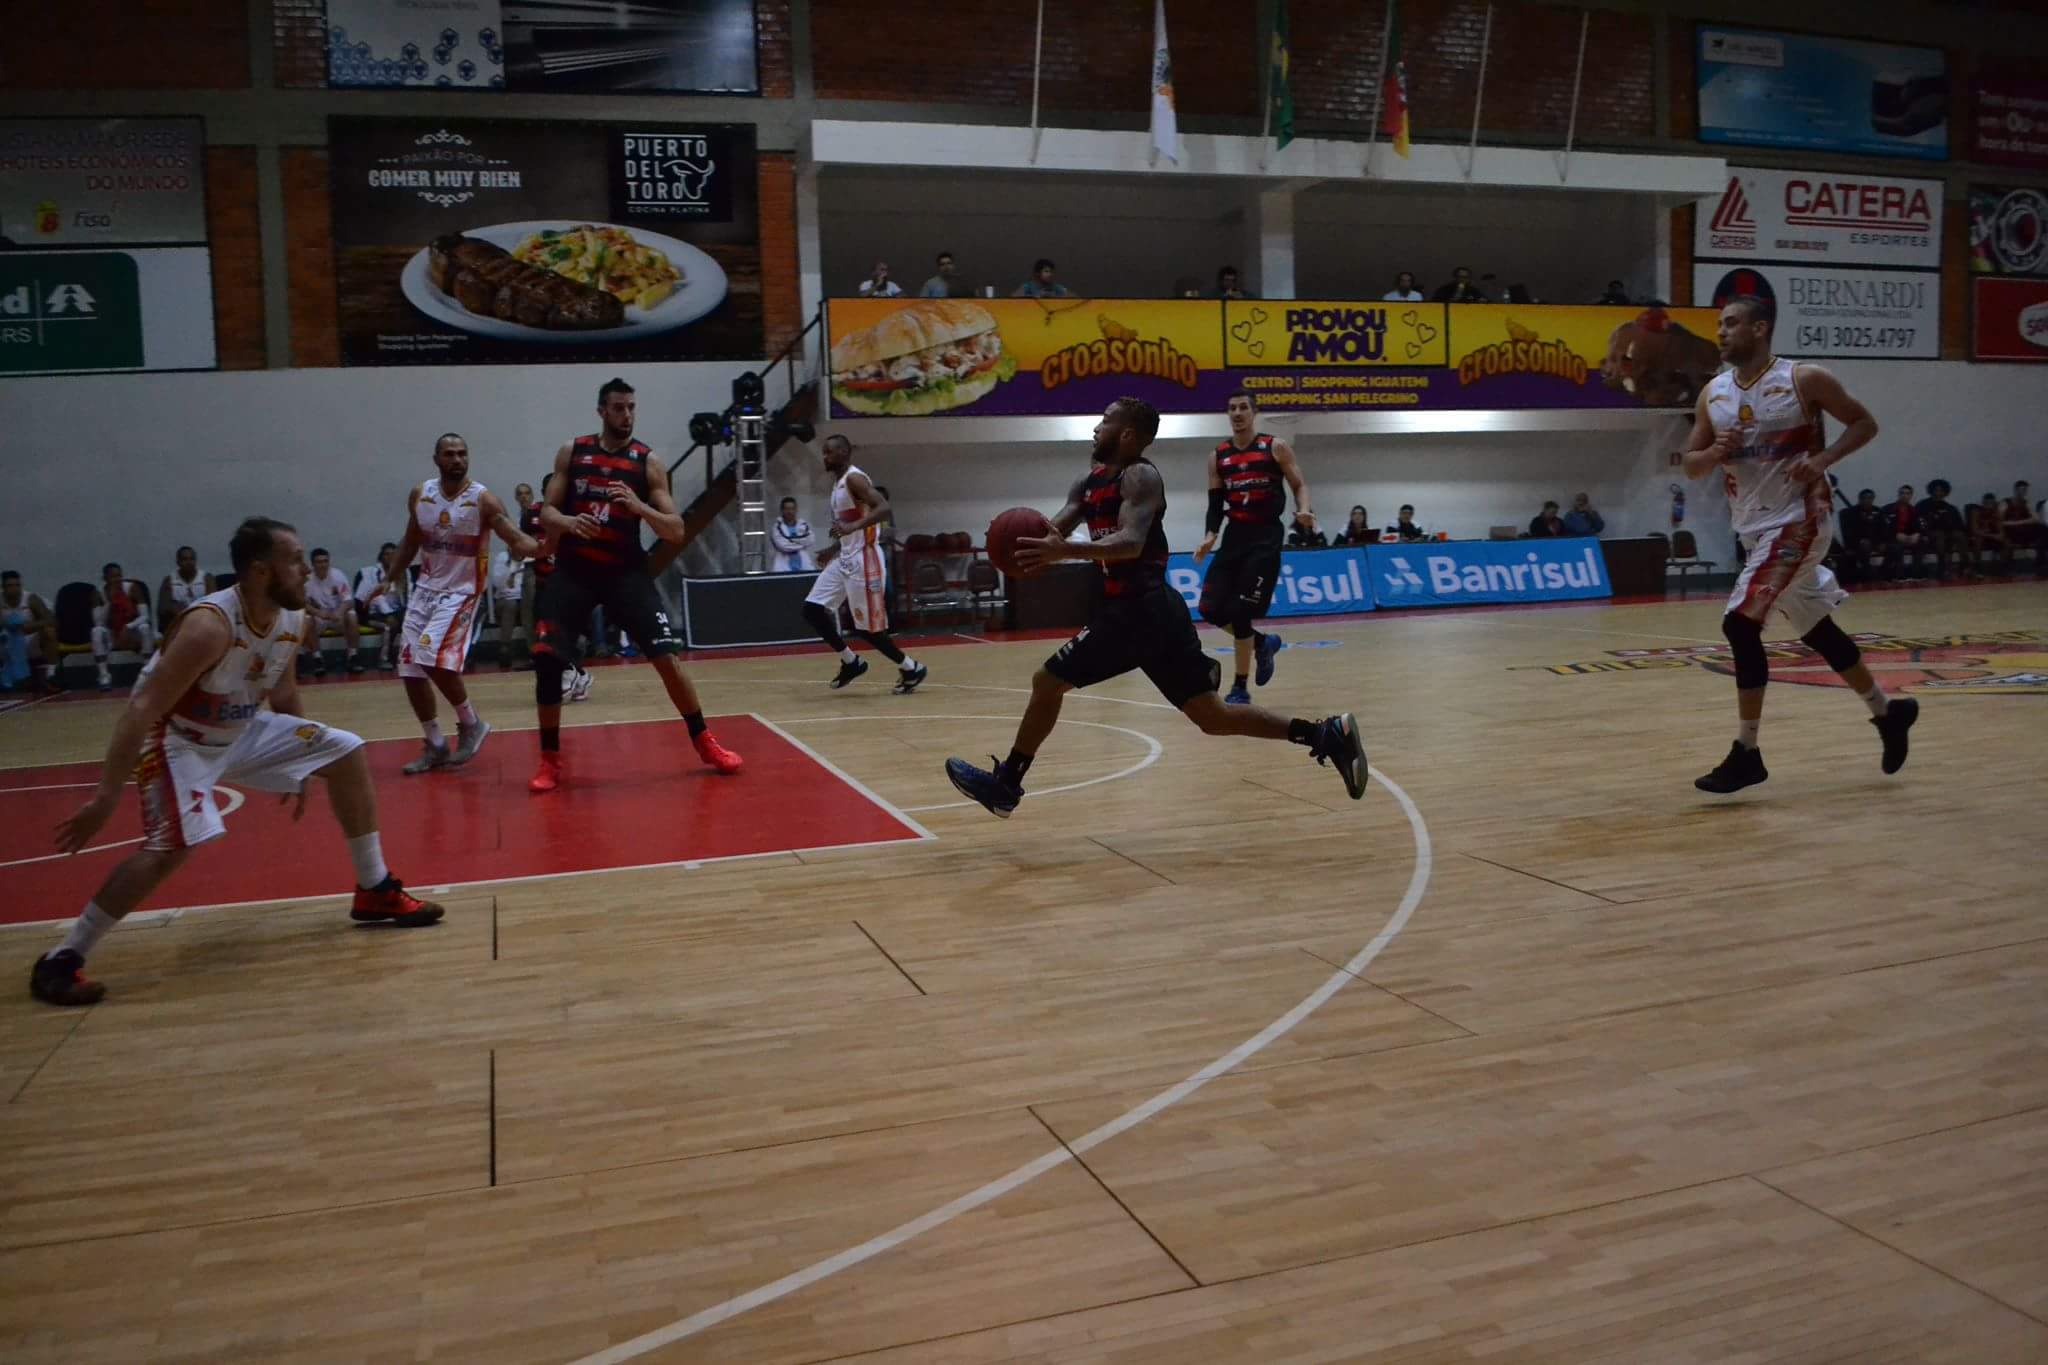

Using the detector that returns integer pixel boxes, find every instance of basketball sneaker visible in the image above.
[944,755,1022,818]
[1871,697,1918,774]
[451,718,491,765]
[830,655,869,689]
[29,949,105,1007]
[694,730,743,775]
[568,666,594,703]
[893,662,929,695]
[1308,713,1368,800]
[1255,631,1283,686]
[348,877,445,926]
[1224,683,1252,705]
[402,740,451,774]
[1695,742,1767,794]
[528,753,563,793]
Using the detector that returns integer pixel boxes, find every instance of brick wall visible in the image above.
[4,0,250,89]
[206,148,267,370]
[274,0,329,89]
[282,149,340,368]
[757,0,795,98]
[758,152,801,358]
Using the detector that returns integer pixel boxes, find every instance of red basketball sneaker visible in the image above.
[694,730,743,775]
[349,877,445,926]
[528,753,562,793]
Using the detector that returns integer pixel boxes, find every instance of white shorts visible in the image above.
[1728,518,1848,635]
[397,586,484,679]
[805,543,889,632]
[137,712,364,851]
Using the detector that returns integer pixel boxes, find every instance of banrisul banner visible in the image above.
[1166,548,1375,619]
[1366,539,1610,610]
[1695,168,1941,270]
[0,117,206,248]
[1969,186,2048,278]
[1696,27,1947,160]
[1697,263,1938,360]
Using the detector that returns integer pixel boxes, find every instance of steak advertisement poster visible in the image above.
[328,117,762,367]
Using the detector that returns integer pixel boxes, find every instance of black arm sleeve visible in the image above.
[1206,488,1226,535]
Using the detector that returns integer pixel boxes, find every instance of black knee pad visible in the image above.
[1721,613,1769,689]
[534,651,567,706]
[802,600,846,648]
[1801,617,1861,673]
[1198,597,1229,630]
[1231,613,1257,640]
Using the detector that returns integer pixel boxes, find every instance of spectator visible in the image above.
[1,570,61,693]
[354,541,406,671]
[1916,479,1971,580]
[1433,266,1486,303]
[90,561,155,691]
[157,545,214,631]
[1334,505,1376,546]
[1837,487,1895,583]
[1214,266,1248,299]
[856,260,902,298]
[1887,484,1927,579]
[1596,279,1631,305]
[488,535,528,671]
[1527,501,1567,537]
[1389,504,1428,541]
[1561,492,1605,536]
[2002,479,2045,575]
[1012,258,1073,298]
[302,548,364,676]
[1287,521,1330,549]
[1383,272,1423,303]
[918,251,964,299]
[771,496,816,571]
[1969,492,2015,575]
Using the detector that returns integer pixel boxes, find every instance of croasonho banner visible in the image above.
[1969,185,2048,278]
[1695,168,1941,270]
[1971,75,2048,170]
[824,299,1721,418]
[1696,27,1947,160]
[1165,548,1376,619]
[328,117,761,366]
[1971,277,2048,362]
[1366,538,1611,609]
[1697,263,1938,360]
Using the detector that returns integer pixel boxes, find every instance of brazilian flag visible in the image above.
[1268,0,1294,150]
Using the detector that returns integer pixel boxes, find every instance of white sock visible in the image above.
[421,719,443,747]
[347,832,389,889]
[1857,682,1889,719]
[900,657,919,672]
[455,700,479,726]
[839,647,858,663]
[1737,717,1761,750]
[54,901,118,961]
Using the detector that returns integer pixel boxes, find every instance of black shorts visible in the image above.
[1198,526,1283,625]
[534,564,681,659]
[1044,587,1220,708]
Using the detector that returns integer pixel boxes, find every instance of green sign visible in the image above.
[0,252,143,374]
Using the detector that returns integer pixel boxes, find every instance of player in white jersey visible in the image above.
[800,434,927,693]
[31,518,445,1007]
[1681,296,1917,794]
[380,434,540,774]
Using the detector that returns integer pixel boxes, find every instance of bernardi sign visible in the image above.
[1696,167,1942,270]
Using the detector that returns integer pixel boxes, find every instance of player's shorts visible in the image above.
[1045,586,1221,709]
[397,585,484,679]
[1198,525,1284,626]
[533,563,681,660]
[1728,517,1847,634]
[136,712,364,852]
[806,541,890,632]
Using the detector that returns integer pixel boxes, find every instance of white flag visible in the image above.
[1150,0,1179,164]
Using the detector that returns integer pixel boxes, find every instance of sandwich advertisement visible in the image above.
[327,116,761,367]
[825,299,1719,418]
[1696,27,1948,160]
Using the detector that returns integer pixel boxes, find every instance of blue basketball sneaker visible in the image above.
[944,755,1022,818]
[1224,682,1252,705]
[1254,631,1283,687]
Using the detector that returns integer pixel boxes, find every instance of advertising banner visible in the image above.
[824,299,1721,418]
[0,248,216,375]
[1366,539,1611,610]
[0,117,206,247]
[1696,263,1938,359]
[1971,75,2048,170]
[1695,168,1941,270]
[1969,185,2048,278]
[1970,276,2048,362]
[1696,27,1948,160]
[328,118,761,366]
[1165,548,1375,619]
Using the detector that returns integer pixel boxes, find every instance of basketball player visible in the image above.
[380,434,541,774]
[528,378,742,792]
[1193,390,1314,703]
[801,434,928,693]
[521,474,592,701]
[944,398,1365,817]
[30,518,443,1007]
[1684,296,1917,794]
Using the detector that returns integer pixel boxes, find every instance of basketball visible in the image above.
[986,507,1055,577]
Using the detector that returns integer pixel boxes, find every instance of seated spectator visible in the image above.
[1389,504,1428,541]
[1334,505,1376,546]
[157,545,214,630]
[1969,492,2014,575]
[1561,492,1605,536]
[301,548,364,676]
[2002,480,2045,575]
[1596,279,1631,305]
[1916,479,1971,580]
[1383,272,1422,302]
[91,562,155,690]
[1837,487,1895,583]
[1433,266,1486,303]
[354,541,406,671]
[1287,522,1330,549]
[772,496,816,571]
[1887,484,1927,578]
[1,569,61,693]
[1012,258,1073,298]
[1214,266,1248,299]
[919,251,964,299]
[856,260,902,298]
[1527,501,1567,537]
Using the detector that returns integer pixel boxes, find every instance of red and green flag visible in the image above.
[1381,0,1411,157]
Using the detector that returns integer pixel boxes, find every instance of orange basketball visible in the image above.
[986,507,1056,577]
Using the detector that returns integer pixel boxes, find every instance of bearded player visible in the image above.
[944,397,1364,817]
[1194,390,1314,703]
[30,518,443,1007]
[528,378,741,792]
[1684,296,1917,794]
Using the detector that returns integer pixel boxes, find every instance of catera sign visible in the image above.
[1696,167,1943,270]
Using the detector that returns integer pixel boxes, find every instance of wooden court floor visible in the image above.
[2,584,2044,1363]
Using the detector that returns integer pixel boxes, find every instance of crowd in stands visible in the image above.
[1835,479,2045,583]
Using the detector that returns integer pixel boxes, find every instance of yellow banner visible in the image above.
[1447,304,1721,405]
[1224,300,1449,367]
[826,297,1224,371]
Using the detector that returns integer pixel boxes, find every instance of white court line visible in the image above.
[565,762,1431,1365]
[0,786,244,871]
[748,713,936,843]
[0,781,134,794]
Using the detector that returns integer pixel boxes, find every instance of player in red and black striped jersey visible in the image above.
[944,397,1365,817]
[527,378,741,792]
[1194,390,1315,704]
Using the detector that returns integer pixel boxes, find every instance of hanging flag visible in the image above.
[1381,0,1411,157]
[1268,0,1295,150]
[1150,0,1179,164]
